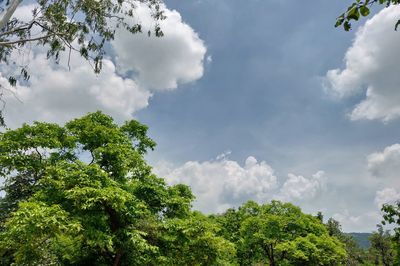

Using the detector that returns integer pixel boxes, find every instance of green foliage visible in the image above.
[0,0,166,78]
[0,201,82,265]
[325,218,370,265]
[368,225,396,266]
[160,212,237,266]
[213,201,347,266]
[3,111,397,265]
[0,112,237,265]
[382,202,400,264]
[337,0,400,31]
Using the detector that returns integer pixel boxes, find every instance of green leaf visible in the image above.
[335,15,345,27]
[344,21,352,31]
[347,7,360,21]
[359,6,370,17]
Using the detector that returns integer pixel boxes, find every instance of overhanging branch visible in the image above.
[0,34,52,45]
[0,0,23,31]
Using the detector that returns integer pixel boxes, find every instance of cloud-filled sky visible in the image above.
[4,0,400,232]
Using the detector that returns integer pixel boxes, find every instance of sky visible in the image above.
[3,0,400,232]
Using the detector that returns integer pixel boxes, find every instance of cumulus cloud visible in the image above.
[367,143,400,181]
[332,210,381,232]
[367,144,400,210]
[375,188,400,208]
[2,52,151,127]
[154,155,327,214]
[112,3,207,90]
[2,3,206,127]
[277,171,326,202]
[155,156,278,213]
[324,6,400,122]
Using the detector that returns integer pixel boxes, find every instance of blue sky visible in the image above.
[140,0,400,232]
[5,0,400,232]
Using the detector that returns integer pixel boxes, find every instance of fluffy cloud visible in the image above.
[375,188,400,207]
[367,143,400,181]
[2,52,151,127]
[277,171,326,202]
[2,3,206,127]
[325,6,400,122]
[367,144,400,209]
[154,155,327,214]
[155,156,278,213]
[112,3,206,90]
[332,210,381,232]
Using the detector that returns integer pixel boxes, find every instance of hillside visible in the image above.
[347,233,372,249]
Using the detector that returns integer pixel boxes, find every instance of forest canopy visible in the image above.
[0,112,398,265]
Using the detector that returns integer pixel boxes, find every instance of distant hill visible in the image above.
[347,233,372,249]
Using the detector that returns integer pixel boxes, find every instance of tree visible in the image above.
[160,211,237,266]
[381,202,400,264]
[0,112,236,265]
[336,0,400,31]
[325,218,370,266]
[0,0,166,125]
[213,201,347,266]
[0,0,165,75]
[368,225,396,266]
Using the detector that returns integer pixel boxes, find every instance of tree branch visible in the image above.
[0,34,52,45]
[0,0,23,31]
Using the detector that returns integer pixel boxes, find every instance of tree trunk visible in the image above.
[0,0,23,31]
[112,250,122,266]
[105,205,123,266]
[269,244,275,266]
[264,244,275,266]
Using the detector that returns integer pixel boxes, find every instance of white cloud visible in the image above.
[112,3,207,90]
[277,171,326,202]
[155,155,278,213]
[324,6,400,122]
[154,155,327,214]
[2,3,206,127]
[2,52,151,127]
[375,188,400,208]
[367,143,400,181]
[332,210,381,232]
[366,144,400,212]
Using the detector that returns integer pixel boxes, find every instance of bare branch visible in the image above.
[0,34,52,45]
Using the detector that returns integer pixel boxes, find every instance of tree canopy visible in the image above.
[0,0,167,126]
[0,0,165,77]
[1,112,399,265]
[0,112,235,265]
[211,201,347,266]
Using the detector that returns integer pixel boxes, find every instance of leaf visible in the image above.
[359,6,370,17]
[335,15,345,27]
[344,21,351,31]
[347,7,360,21]
[7,76,16,86]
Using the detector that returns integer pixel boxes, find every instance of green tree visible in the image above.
[214,201,347,266]
[0,112,235,265]
[382,202,400,264]
[368,224,397,266]
[0,0,165,76]
[325,218,370,266]
[0,0,166,125]
[160,211,237,266]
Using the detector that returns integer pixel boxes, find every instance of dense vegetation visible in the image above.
[0,112,399,265]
